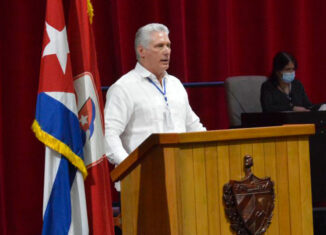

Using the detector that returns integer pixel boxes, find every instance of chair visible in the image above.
[225,75,267,127]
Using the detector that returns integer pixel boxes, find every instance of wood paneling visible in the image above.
[275,139,291,234]
[287,138,303,235]
[193,144,208,235]
[177,146,197,234]
[263,141,279,235]
[204,143,220,235]
[217,143,232,234]
[298,137,314,234]
[164,147,180,235]
[252,141,265,178]
[115,125,314,234]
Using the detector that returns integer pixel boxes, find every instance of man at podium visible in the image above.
[104,23,205,181]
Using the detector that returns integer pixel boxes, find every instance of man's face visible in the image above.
[138,31,171,79]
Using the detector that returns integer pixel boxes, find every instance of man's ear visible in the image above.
[137,45,146,59]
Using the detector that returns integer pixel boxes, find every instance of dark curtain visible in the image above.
[2,0,326,234]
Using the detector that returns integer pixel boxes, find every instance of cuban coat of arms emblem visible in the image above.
[223,155,274,235]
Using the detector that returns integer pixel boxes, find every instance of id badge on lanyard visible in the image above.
[164,105,174,131]
[147,77,175,131]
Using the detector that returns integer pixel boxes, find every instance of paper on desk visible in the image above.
[319,104,326,111]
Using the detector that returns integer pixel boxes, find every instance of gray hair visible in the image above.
[135,23,170,61]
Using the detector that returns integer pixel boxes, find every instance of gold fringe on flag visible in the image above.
[32,120,88,179]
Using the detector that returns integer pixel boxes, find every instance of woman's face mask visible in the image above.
[282,71,295,83]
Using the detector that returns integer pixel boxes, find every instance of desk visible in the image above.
[242,111,326,206]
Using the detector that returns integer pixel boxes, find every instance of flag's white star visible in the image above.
[79,115,88,126]
[42,22,70,73]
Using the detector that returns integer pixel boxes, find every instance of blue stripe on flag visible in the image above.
[42,156,77,235]
[35,93,84,158]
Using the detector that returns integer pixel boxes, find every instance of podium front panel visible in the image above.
[120,134,313,235]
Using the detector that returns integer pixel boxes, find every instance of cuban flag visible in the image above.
[33,0,115,234]
[32,0,89,234]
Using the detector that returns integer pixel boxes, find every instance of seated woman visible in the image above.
[260,52,317,112]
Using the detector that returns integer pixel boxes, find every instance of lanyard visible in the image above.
[147,77,168,105]
[147,77,174,130]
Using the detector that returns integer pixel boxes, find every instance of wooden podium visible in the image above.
[111,124,315,235]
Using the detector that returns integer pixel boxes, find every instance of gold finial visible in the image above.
[87,0,94,24]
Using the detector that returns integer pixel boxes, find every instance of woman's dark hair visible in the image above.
[270,52,297,83]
